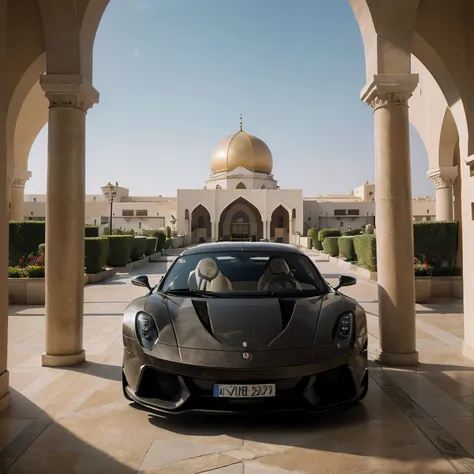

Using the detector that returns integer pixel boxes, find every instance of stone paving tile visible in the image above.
[2,256,474,473]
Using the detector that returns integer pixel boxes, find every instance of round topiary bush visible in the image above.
[322,236,339,257]
[338,236,356,261]
[318,228,341,242]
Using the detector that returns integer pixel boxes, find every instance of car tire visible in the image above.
[358,370,369,401]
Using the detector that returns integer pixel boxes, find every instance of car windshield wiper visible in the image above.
[164,288,222,298]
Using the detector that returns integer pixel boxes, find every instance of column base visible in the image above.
[463,342,474,362]
[42,350,86,368]
[0,370,10,414]
[376,350,419,367]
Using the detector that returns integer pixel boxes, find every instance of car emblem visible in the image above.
[242,352,250,360]
[242,342,248,348]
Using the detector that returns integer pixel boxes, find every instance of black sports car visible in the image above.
[122,242,368,415]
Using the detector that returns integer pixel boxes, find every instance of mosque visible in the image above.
[177,116,303,245]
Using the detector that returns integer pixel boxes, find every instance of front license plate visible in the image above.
[213,384,275,398]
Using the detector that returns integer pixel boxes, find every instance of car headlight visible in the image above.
[135,312,159,349]
[334,312,354,342]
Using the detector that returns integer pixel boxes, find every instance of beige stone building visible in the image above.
[1,0,474,415]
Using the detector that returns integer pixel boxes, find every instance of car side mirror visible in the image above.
[131,275,152,292]
[335,275,356,291]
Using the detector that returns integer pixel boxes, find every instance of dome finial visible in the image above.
[239,113,243,131]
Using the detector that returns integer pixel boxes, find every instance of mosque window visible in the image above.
[136,210,148,217]
[334,209,347,216]
[236,182,246,189]
[122,210,134,217]
[216,185,222,189]
[347,209,359,216]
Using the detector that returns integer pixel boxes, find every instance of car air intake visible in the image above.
[279,299,295,330]
[192,300,212,332]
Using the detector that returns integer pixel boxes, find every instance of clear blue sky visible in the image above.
[27,0,432,198]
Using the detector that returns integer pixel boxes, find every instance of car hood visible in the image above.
[164,293,346,351]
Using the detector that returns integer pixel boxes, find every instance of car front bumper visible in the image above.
[122,337,368,415]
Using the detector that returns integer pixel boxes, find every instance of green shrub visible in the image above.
[353,235,377,271]
[413,221,458,268]
[318,228,341,242]
[166,226,172,239]
[103,235,134,267]
[84,237,109,274]
[145,237,158,256]
[38,243,45,255]
[131,236,147,261]
[322,237,339,257]
[85,225,99,237]
[163,238,173,250]
[23,265,45,278]
[338,236,356,261]
[9,221,45,265]
[342,228,363,236]
[308,228,322,250]
[8,266,24,278]
[156,231,166,251]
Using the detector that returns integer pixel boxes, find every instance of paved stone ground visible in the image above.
[1,247,474,473]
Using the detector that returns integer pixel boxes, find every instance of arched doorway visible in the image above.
[219,197,263,241]
[236,182,246,189]
[191,205,211,243]
[270,205,290,243]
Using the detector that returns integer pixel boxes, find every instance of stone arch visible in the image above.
[215,184,222,189]
[191,204,211,244]
[270,205,290,243]
[438,104,459,168]
[261,185,266,189]
[219,197,263,241]
[236,182,246,189]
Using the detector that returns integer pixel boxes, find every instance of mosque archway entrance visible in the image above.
[219,198,263,241]
[270,205,290,243]
[191,205,211,243]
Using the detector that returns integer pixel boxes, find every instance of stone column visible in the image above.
[211,221,219,241]
[40,74,98,367]
[10,167,32,221]
[361,74,419,366]
[427,166,458,221]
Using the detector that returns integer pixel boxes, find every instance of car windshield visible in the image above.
[160,250,329,297]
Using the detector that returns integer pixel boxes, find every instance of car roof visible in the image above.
[181,241,304,256]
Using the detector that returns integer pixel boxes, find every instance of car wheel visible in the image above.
[122,369,133,402]
[358,370,369,401]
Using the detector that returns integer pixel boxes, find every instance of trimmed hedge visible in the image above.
[103,235,134,267]
[353,235,377,271]
[85,225,99,237]
[322,236,339,257]
[9,221,46,265]
[143,230,166,251]
[131,236,147,261]
[308,228,322,250]
[166,226,172,238]
[145,237,158,256]
[338,236,356,261]
[413,221,458,268]
[318,228,341,242]
[342,228,363,236]
[84,237,109,274]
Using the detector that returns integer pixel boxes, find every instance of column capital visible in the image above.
[11,167,32,188]
[427,166,458,189]
[40,74,99,112]
[361,74,419,111]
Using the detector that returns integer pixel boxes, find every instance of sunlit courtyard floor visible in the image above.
[2,247,474,473]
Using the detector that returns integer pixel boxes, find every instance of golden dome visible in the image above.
[210,129,273,175]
